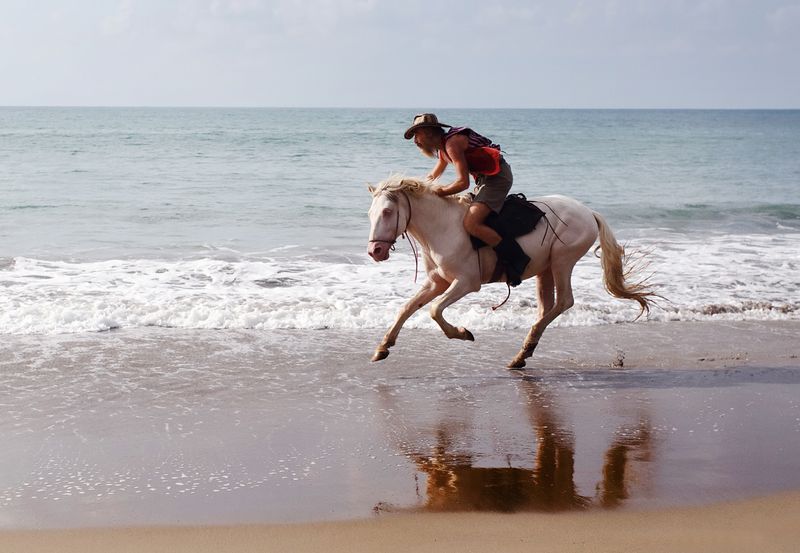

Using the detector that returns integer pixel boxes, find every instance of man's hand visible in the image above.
[434,187,449,197]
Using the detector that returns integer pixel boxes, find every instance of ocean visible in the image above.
[1,107,799,333]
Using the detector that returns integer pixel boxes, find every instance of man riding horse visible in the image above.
[404,113,530,286]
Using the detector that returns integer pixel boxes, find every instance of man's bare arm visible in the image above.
[435,135,470,196]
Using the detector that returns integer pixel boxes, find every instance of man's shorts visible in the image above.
[472,158,513,213]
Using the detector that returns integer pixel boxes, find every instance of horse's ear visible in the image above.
[367,184,376,195]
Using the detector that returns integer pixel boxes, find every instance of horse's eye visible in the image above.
[382,208,393,217]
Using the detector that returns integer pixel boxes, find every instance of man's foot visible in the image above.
[493,238,530,287]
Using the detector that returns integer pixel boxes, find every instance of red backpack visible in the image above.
[465,146,502,176]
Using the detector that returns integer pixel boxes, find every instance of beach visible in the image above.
[2,107,799,549]
[2,320,799,550]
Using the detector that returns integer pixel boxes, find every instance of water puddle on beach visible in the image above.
[1,327,799,528]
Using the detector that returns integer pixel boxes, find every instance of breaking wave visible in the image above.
[1,230,798,335]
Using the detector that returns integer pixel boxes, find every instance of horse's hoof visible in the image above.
[371,349,390,362]
[461,328,475,341]
[508,358,526,369]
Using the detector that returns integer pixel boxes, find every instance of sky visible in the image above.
[0,0,798,108]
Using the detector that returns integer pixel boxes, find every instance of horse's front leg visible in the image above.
[429,277,481,342]
[372,274,450,362]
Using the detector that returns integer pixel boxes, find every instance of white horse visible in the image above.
[367,176,658,368]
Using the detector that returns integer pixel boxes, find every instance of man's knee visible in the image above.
[463,206,489,234]
[463,213,482,235]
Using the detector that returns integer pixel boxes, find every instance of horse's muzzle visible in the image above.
[368,242,390,262]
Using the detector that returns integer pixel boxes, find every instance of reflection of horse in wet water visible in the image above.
[367,177,660,368]
[377,378,654,513]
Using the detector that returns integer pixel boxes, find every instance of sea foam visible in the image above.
[1,231,798,335]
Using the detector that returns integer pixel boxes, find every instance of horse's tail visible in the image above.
[592,211,659,319]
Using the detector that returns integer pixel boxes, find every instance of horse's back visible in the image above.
[531,194,593,217]
[517,194,600,275]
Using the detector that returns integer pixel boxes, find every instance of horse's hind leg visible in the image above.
[508,270,554,368]
[509,262,575,369]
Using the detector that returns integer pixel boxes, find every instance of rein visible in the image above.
[369,191,420,283]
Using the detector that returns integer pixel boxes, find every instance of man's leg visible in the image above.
[463,202,501,246]
[463,202,530,287]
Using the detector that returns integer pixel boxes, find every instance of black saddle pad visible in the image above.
[470,193,546,250]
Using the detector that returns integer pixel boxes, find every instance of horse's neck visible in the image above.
[407,194,469,258]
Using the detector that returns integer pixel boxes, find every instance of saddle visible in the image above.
[470,193,546,250]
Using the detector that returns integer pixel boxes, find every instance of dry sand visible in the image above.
[3,490,799,553]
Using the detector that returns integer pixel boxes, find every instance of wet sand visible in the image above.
[1,320,799,548]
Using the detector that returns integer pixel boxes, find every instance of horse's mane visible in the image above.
[370,174,470,206]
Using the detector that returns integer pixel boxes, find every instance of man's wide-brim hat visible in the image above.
[404,113,451,139]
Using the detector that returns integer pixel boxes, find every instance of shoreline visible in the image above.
[3,318,799,369]
[3,490,799,553]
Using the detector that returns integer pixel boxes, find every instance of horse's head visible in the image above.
[367,184,411,262]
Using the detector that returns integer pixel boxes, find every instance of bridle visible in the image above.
[369,191,420,282]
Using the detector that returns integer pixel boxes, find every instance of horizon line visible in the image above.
[1,105,800,111]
